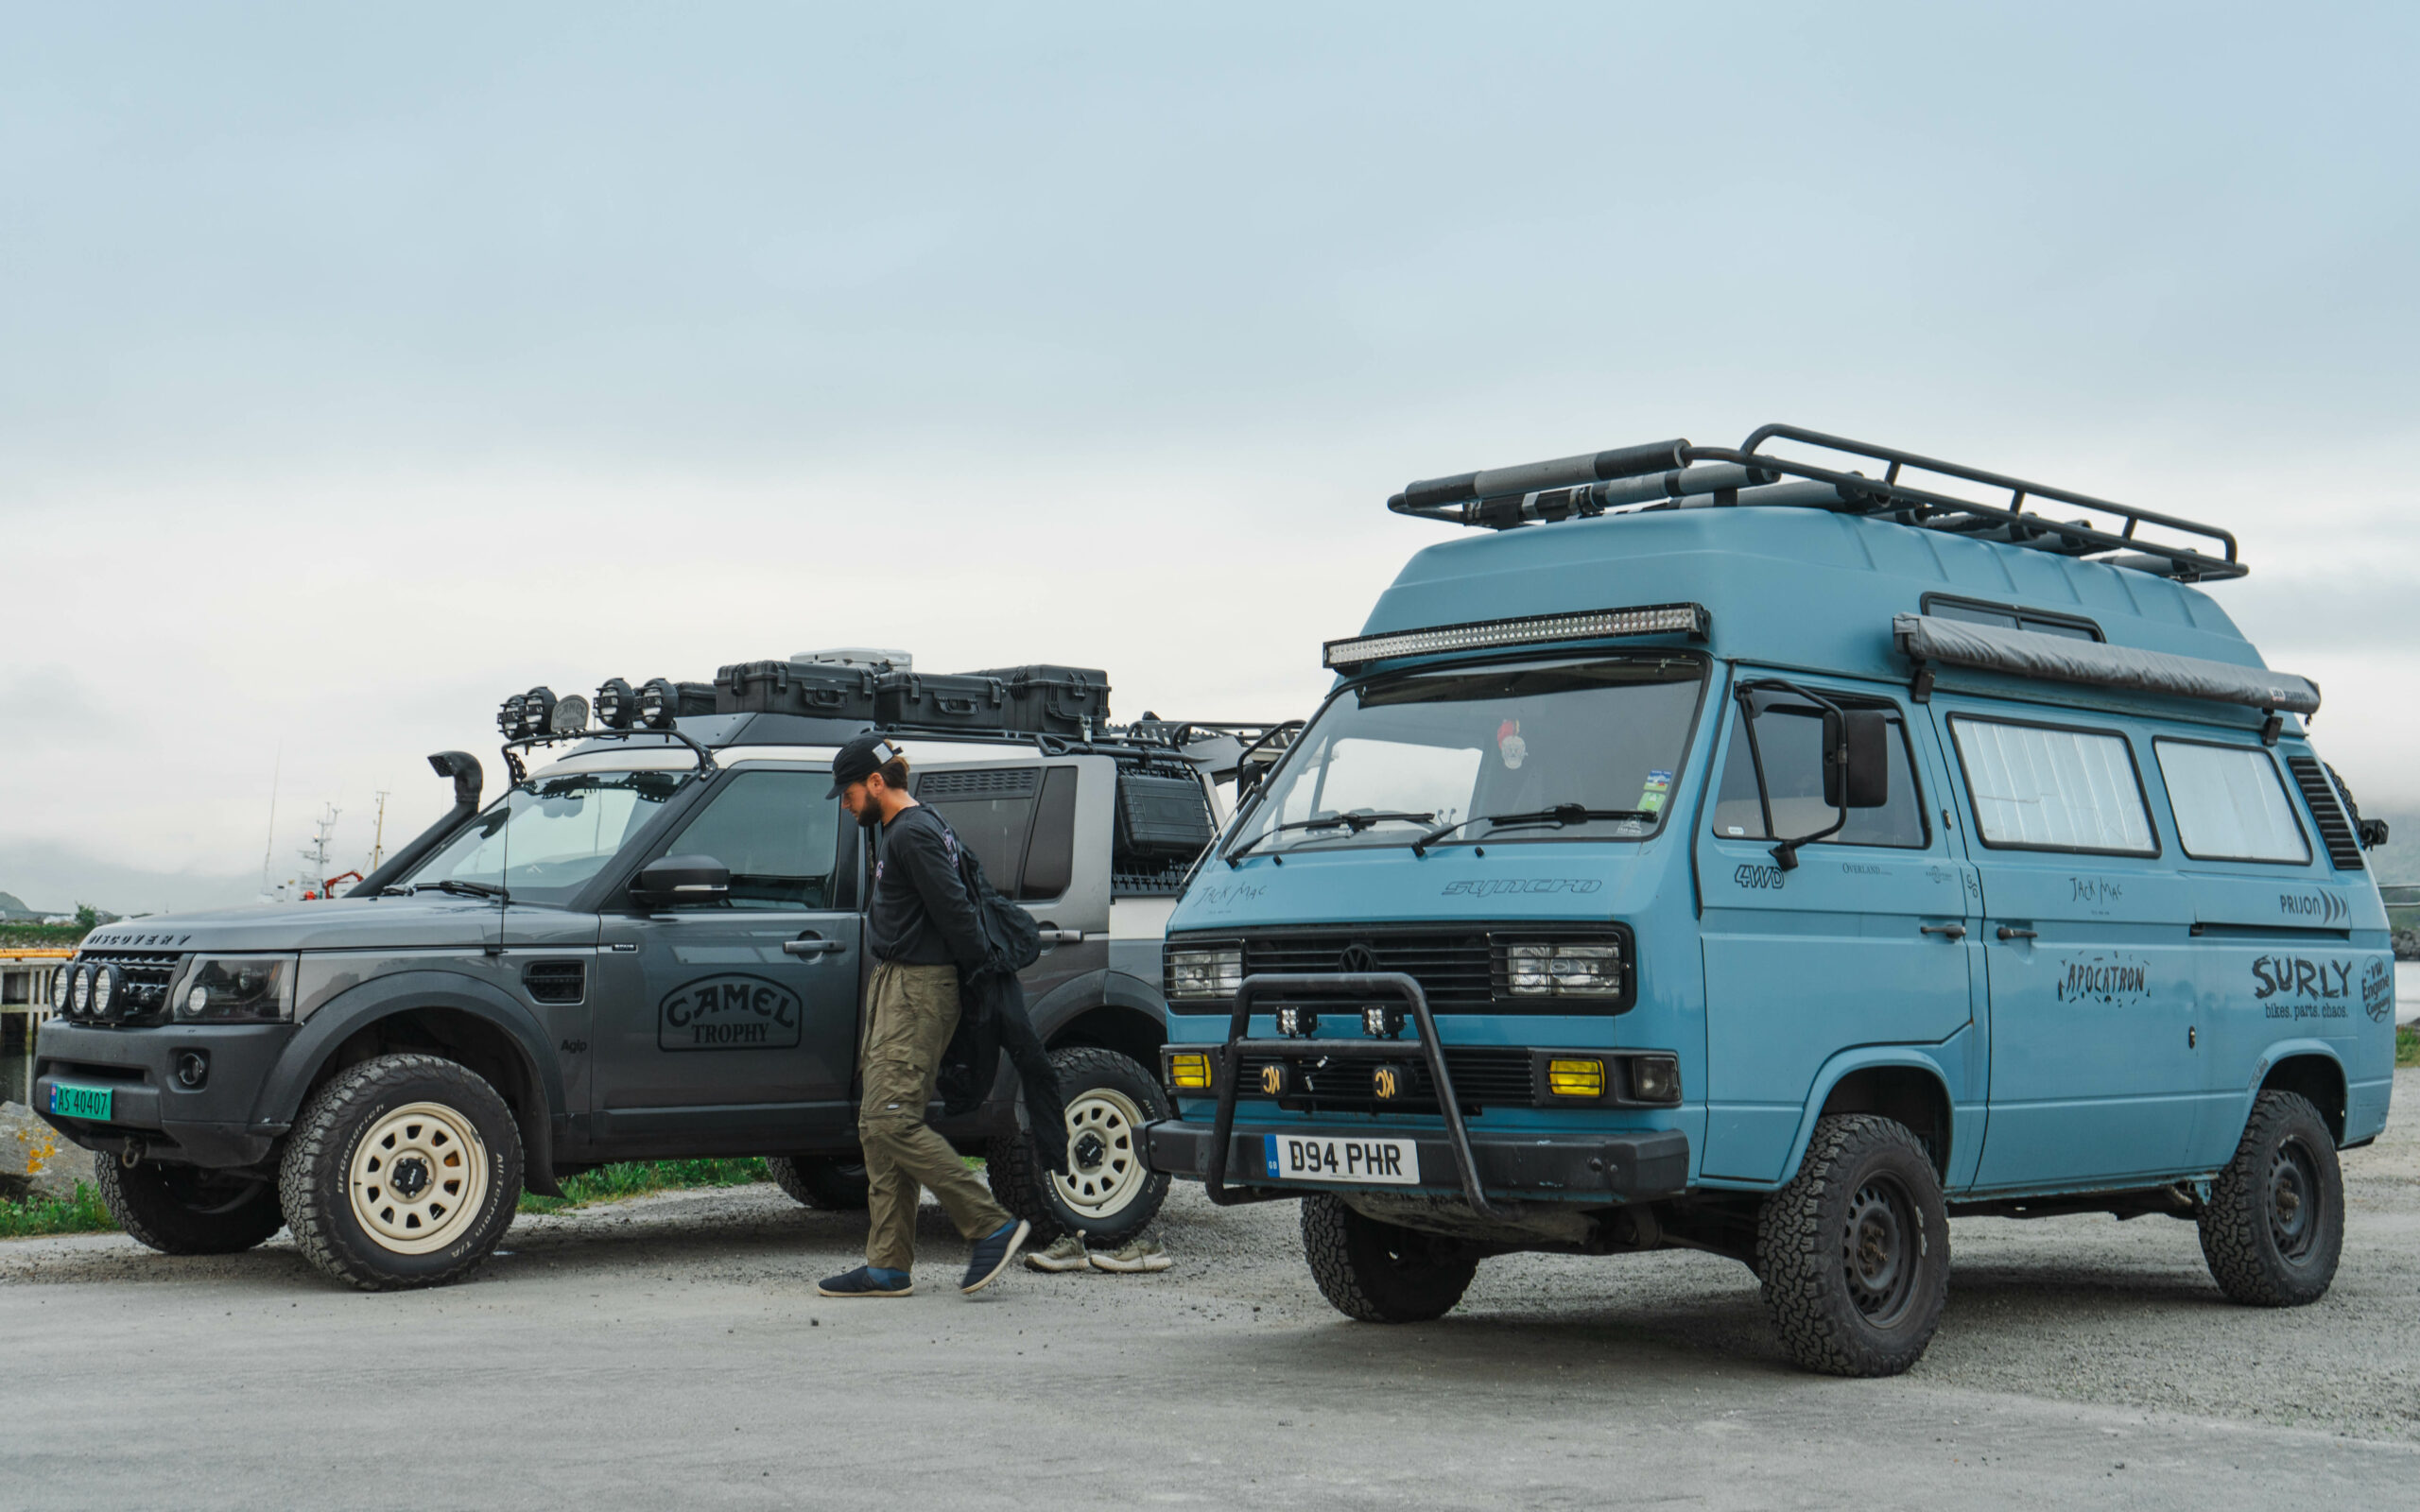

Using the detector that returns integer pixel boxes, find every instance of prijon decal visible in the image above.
[659,973,803,1050]
[2278,889,2351,927]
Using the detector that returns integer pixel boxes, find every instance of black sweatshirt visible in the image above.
[867,803,989,967]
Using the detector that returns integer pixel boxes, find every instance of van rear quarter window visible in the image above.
[2153,740,2311,864]
[1949,716,2157,854]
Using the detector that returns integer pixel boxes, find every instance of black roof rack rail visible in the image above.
[1389,422,2245,583]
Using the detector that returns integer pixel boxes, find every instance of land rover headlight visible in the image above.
[1504,941,1623,999]
[177,955,300,1023]
[1165,947,1243,1002]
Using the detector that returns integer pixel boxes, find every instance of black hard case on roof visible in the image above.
[874,672,1010,731]
[714,661,880,720]
[966,665,1112,735]
[1115,773,1215,860]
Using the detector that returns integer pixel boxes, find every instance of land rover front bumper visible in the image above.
[33,1021,294,1168]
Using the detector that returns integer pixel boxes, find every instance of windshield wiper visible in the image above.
[1411,803,1657,856]
[411,879,510,901]
[1224,810,1436,868]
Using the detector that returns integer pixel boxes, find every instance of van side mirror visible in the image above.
[1824,710,1891,810]
[632,854,731,908]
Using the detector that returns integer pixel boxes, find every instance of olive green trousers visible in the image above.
[858,960,1011,1273]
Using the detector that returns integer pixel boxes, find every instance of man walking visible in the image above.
[818,734,1030,1297]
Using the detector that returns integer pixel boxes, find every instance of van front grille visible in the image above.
[1237,1045,1534,1112]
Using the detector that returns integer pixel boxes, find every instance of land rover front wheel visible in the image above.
[1755,1113,1949,1377]
[986,1046,1169,1246]
[1301,1194,1478,1323]
[95,1155,285,1255]
[277,1053,523,1292]
[2200,1090,2343,1307]
[766,1151,871,1210]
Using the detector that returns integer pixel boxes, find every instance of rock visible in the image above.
[1,1100,91,1202]
[2393,928,2418,963]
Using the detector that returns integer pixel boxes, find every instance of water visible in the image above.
[2401,960,2419,1026]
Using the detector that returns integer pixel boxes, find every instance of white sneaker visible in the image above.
[1025,1233,1092,1272]
[1090,1238,1172,1273]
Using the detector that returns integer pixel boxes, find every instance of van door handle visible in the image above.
[783,937,845,957]
[1996,926,2038,941]
[1920,923,1967,940]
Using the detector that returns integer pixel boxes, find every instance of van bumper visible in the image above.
[1144,1118,1690,1205]
[33,1022,293,1169]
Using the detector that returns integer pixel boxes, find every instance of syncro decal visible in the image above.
[1441,878,1603,898]
[2055,953,2149,1005]
[659,974,802,1050]
[2250,954,2373,1023]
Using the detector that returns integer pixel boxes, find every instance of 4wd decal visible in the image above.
[2278,889,2351,927]
[1439,878,1603,898]
[660,973,802,1050]
[2055,953,2150,1005]
[2251,954,2355,1022]
[1733,864,1785,890]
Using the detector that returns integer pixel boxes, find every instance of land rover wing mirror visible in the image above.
[632,854,731,908]
[1823,710,1891,810]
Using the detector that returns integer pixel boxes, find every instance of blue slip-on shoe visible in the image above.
[960,1219,1031,1295]
[818,1265,913,1297]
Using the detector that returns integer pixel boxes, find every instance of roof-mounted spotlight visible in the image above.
[595,678,637,730]
[549,694,590,735]
[637,677,680,730]
[521,686,558,736]
[497,694,528,737]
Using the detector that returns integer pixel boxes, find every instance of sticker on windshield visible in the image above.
[1637,769,1672,814]
[1496,719,1527,770]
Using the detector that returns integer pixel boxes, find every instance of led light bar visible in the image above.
[1322,602,1709,671]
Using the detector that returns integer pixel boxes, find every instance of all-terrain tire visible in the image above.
[277,1053,523,1292]
[766,1152,871,1211]
[94,1154,285,1255]
[2199,1090,2343,1307]
[1301,1193,1478,1323]
[986,1046,1168,1247]
[1755,1113,1950,1377]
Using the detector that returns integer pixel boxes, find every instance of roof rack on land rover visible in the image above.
[1387,422,2246,583]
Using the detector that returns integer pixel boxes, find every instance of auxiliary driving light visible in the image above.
[521,686,558,736]
[638,677,680,730]
[70,965,91,1016]
[1259,1063,1288,1096]
[1165,1052,1212,1091]
[1547,1057,1606,1098]
[1372,1066,1405,1100]
[497,694,527,737]
[50,967,70,1012]
[90,964,118,1019]
[1274,1006,1320,1039]
[1361,1005,1404,1039]
[595,678,637,730]
[1630,1055,1682,1104]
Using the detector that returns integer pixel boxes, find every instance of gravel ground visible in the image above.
[3,1072,2415,1509]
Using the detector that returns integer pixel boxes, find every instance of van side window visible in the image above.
[913,767,1040,894]
[1948,717,2156,855]
[667,770,841,908]
[1711,693,1927,848]
[2153,741,2311,864]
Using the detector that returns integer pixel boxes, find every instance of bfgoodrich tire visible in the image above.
[766,1151,871,1211]
[986,1046,1169,1247]
[95,1155,285,1255]
[2200,1090,2343,1307]
[1301,1193,1478,1323]
[1755,1113,1950,1377]
[277,1053,523,1292]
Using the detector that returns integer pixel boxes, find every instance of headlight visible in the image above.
[1628,1054,1681,1104]
[70,967,90,1016]
[1505,941,1623,999]
[90,965,117,1018]
[177,955,299,1023]
[1165,947,1243,1001]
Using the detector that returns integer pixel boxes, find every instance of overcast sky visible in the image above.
[5,3,2416,913]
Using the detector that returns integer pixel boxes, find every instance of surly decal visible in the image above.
[2278,889,2351,927]
[2056,953,2150,1005]
[2251,954,2356,1023]
[1440,877,1604,898]
[659,973,802,1050]
[2361,957,2394,1023]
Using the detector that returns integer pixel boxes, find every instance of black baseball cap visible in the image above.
[826,734,906,798]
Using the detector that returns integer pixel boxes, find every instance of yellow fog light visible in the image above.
[1167,1053,1212,1091]
[1547,1057,1606,1098]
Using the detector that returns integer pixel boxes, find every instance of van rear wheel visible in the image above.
[1301,1194,1478,1323]
[95,1155,284,1256]
[2200,1090,2342,1307]
[766,1152,871,1211]
[1755,1113,1949,1377]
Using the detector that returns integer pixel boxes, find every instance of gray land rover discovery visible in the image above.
[33,653,1286,1289]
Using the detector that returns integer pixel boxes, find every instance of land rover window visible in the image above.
[667,770,841,908]
[1711,692,1928,849]
[400,770,691,904]
[914,766,1039,894]
[1230,654,1705,854]
[2153,741,2311,865]
[1018,766,1079,899]
[1948,717,2156,855]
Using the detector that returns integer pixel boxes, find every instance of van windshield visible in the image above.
[397,770,693,904]
[1231,655,1706,854]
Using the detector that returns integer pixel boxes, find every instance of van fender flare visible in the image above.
[253,970,565,1188]
[2238,1037,2350,1140]
[1026,967,1167,1043]
[1778,1046,1963,1186]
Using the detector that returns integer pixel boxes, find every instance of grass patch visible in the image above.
[517,1157,770,1214]
[0,1181,119,1239]
[2398,1025,2419,1070]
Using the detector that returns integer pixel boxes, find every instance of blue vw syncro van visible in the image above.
[1144,423,2394,1376]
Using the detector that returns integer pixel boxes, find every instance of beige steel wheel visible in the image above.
[1052,1085,1148,1222]
[346,1100,492,1255]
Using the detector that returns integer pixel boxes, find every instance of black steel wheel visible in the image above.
[766,1151,871,1211]
[1301,1193,1478,1323]
[1755,1113,1949,1376]
[2200,1090,2342,1307]
[94,1154,285,1256]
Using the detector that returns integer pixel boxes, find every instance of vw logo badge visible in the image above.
[1338,943,1378,974]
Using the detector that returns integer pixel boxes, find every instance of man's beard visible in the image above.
[852,799,884,831]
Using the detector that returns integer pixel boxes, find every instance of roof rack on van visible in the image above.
[1388,422,2246,583]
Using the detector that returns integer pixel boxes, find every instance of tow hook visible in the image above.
[121,1141,145,1169]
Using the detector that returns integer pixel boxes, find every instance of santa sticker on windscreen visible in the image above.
[1496,719,1527,769]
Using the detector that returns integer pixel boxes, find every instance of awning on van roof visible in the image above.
[1891,613,2321,715]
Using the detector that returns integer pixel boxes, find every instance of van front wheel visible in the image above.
[2200,1090,2342,1307]
[1755,1113,1949,1377]
[1302,1194,1478,1323]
